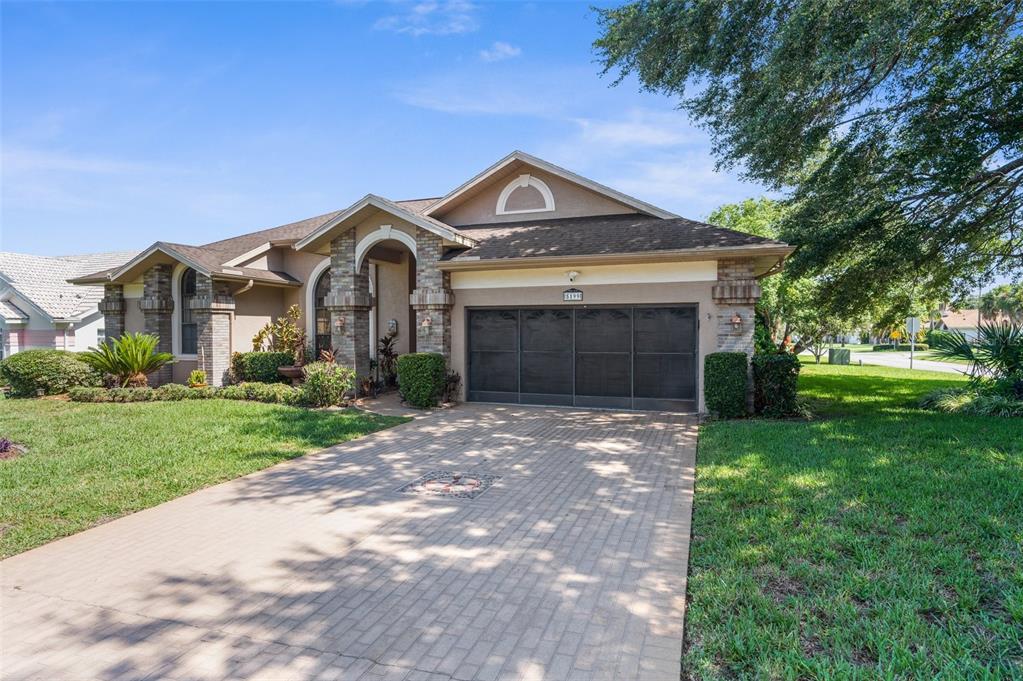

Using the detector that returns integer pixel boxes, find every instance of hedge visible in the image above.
[752,353,801,418]
[397,353,446,408]
[300,362,355,407]
[230,351,294,383]
[0,349,101,396]
[704,352,748,419]
[873,343,929,352]
[69,382,303,405]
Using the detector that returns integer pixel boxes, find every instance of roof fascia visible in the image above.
[0,284,55,323]
[108,243,211,282]
[438,244,795,271]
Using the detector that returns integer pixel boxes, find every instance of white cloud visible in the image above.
[479,41,521,62]
[572,109,699,148]
[374,1,478,36]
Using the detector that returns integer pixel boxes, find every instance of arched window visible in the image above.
[496,173,555,215]
[314,269,332,358]
[180,268,197,355]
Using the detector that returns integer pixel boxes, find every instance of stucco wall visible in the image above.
[124,283,145,334]
[172,358,199,384]
[233,285,285,353]
[449,276,718,412]
[373,255,411,355]
[435,169,638,227]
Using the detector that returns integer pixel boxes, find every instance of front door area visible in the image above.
[467,305,698,411]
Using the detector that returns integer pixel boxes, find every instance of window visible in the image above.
[314,269,332,359]
[496,173,555,215]
[180,268,197,355]
[97,328,106,346]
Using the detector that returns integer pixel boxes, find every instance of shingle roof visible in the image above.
[75,198,444,284]
[0,251,138,320]
[441,214,788,262]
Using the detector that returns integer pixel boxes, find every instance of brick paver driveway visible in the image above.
[2,404,696,681]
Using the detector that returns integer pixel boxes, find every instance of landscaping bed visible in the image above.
[686,363,1022,678]
[0,400,406,557]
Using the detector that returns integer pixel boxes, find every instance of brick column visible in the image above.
[97,284,125,343]
[326,232,372,378]
[139,264,174,386]
[192,275,235,387]
[712,258,762,410]
[411,229,454,362]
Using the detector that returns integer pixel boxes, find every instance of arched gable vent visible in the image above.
[496,174,555,216]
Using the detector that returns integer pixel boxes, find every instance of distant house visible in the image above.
[0,251,138,358]
[935,308,1007,342]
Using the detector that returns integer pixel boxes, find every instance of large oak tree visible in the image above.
[596,0,1022,319]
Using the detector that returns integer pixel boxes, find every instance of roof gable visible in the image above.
[0,251,138,320]
[425,151,677,223]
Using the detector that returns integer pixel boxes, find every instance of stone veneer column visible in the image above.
[326,231,372,379]
[410,228,454,361]
[139,264,174,386]
[97,284,125,343]
[192,275,236,387]
[712,258,762,410]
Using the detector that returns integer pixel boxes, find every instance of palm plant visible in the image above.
[931,321,1023,382]
[80,333,174,387]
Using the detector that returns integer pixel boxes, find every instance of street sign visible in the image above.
[906,317,921,334]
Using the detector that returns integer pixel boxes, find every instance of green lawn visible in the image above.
[0,399,406,558]
[687,363,1023,679]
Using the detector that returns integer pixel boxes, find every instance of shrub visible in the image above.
[217,384,248,400]
[752,353,801,417]
[251,305,307,363]
[68,386,112,403]
[300,363,355,407]
[873,343,928,352]
[873,344,896,351]
[0,349,101,396]
[78,333,173,388]
[107,387,156,402]
[704,352,748,418]
[154,383,192,401]
[920,387,1023,417]
[442,371,462,404]
[187,369,207,388]
[828,348,851,365]
[230,351,294,384]
[397,353,446,408]
[237,381,302,405]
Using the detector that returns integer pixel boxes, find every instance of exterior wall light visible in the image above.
[566,270,580,282]
[730,312,743,331]
[334,316,345,332]
[420,315,432,329]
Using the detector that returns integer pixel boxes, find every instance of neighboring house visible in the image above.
[0,251,138,359]
[73,151,792,411]
[936,309,1008,341]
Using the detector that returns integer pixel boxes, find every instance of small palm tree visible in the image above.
[931,321,1023,381]
[80,333,174,387]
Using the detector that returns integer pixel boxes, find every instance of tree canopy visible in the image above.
[596,0,1022,320]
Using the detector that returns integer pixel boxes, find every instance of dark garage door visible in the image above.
[467,306,697,411]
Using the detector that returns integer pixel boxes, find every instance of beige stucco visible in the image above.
[435,168,638,227]
[172,358,198,384]
[372,254,412,355]
[450,261,717,290]
[233,285,285,354]
[450,279,718,412]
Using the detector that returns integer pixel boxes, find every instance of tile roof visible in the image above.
[940,309,1009,329]
[0,251,138,320]
[441,214,788,262]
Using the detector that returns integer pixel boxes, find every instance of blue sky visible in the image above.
[1,0,769,256]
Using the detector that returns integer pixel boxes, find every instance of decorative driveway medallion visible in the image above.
[397,470,500,499]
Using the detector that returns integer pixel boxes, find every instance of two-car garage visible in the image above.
[466,305,698,412]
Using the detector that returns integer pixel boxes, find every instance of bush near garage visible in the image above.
[397,353,446,408]
[0,349,101,396]
[230,351,294,383]
[299,363,354,407]
[752,352,802,417]
[704,352,748,419]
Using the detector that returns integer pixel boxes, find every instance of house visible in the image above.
[72,151,792,412]
[936,308,1008,342]
[0,251,138,358]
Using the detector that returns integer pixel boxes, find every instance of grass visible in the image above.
[686,363,1023,679]
[0,399,407,558]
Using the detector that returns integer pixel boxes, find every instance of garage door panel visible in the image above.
[521,352,573,395]
[521,309,572,351]
[634,354,696,399]
[575,309,632,353]
[634,307,696,354]
[575,353,631,398]
[468,351,518,394]
[469,309,518,351]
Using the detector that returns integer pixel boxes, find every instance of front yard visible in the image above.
[686,363,1023,678]
[0,399,406,558]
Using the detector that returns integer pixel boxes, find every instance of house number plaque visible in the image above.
[563,288,583,302]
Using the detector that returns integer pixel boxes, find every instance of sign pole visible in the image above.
[906,316,921,371]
